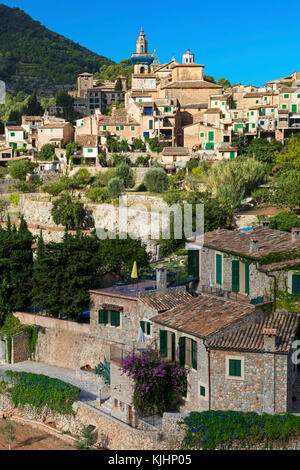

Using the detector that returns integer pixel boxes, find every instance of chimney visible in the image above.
[261,220,270,228]
[249,238,259,253]
[155,264,168,291]
[262,328,277,352]
[291,227,300,241]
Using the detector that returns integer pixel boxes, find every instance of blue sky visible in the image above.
[2,0,300,86]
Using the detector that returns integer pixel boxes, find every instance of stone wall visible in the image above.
[209,349,292,413]
[14,312,108,370]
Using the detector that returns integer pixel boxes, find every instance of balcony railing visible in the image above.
[200,285,272,304]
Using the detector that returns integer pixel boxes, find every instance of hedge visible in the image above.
[5,371,80,415]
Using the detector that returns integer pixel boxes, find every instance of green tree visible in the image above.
[56,90,76,121]
[216,77,231,89]
[246,138,282,164]
[87,187,109,202]
[39,143,55,161]
[115,163,134,188]
[24,93,43,116]
[51,194,86,230]
[269,211,300,232]
[72,169,92,188]
[114,77,123,91]
[97,237,150,276]
[204,75,215,83]
[0,217,34,323]
[32,232,100,319]
[7,160,36,181]
[132,138,146,151]
[276,134,300,170]
[144,167,168,193]
[107,177,124,198]
[269,170,300,211]
[231,134,249,155]
[74,426,95,450]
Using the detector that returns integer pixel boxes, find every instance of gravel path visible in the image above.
[0,361,103,401]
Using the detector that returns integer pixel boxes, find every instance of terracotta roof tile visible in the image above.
[207,312,298,354]
[139,292,192,313]
[151,294,256,338]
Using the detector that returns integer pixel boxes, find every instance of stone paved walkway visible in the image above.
[0,361,104,401]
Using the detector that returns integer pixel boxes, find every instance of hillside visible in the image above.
[0,5,114,94]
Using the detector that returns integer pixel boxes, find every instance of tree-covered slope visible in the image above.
[0,5,114,91]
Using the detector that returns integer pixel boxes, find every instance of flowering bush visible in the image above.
[5,371,80,415]
[181,410,300,450]
[121,348,187,416]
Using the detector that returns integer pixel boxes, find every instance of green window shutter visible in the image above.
[229,359,241,377]
[260,121,265,125]
[160,330,168,357]
[200,385,206,397]
[200,132,204,137]
[98,309,108,324]
[292,275,300,294]
[88,149,93,153]
[252,124,255,128]
[261,108,266,116]
[103,126,107,130]
[188,249,199,277]
[149,120,153,130]
[179,337,186,366]
[284,94,289,99]
[230,152,235,160]
[232,260,240,292]
[245,262,249,295]
[140,321,145,332]
[282,104,287,109]
[298,94,300,98]
[147,322,151,335]
[111,310,120,327]
[251,111,254,116]
[292,104,297,113]
[208,131,214,141]
[192,340,197,370]
[216,254,222,284]
[131,126,135,131]
[171,333,176,362]
[222,101,225,105]
[10,132,15,137]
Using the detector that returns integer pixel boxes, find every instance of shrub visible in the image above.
[95,358,110,384]
[147,137,163,153]
[74,426,96,450]
[136,155,150,167]
[0,167,8,179]
[144,167,168,193]
[38,143,55,161]
[121,349,187,416]
[7,161,37,181]
[180,410,300,450]
[135,182,147,192]
[13,180,41,193]
[132,138,146,151]
[92,169,116,188]
[269,211,300,232]
[5,371,80,415]
[115,162,134,188]
[51,194,86,229]
[87,187,109,203]
[107,177,124,198]
[9,193,19,207]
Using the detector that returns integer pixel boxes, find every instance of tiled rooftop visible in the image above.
[193,227,300,260]
[151,294,256,339]
[139,292,193,313]
[207,312,298,354]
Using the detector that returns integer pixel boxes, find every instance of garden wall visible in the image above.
[14,312,108,370]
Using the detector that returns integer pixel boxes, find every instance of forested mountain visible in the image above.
[0,5,113,94]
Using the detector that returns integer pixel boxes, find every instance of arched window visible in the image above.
[140,66,145,74]
[141,45,144,53]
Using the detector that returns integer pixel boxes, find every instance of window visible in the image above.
[298,94,300,99]
[216,253,222,284]
[179,337,197,369]
[200,132,204,137]
[88,149,93,153]
[103,126,107,131]
[98,309,120,327]
[215,101,218,105]
[234,113,238,118]
[10,132,15,137]
[116,126,120,131]
[256,100,259,104]
[251,111,254,116]
[131,126,135,131]
[232,260,240,292]
[200,385,206,397]
[264,97,267,101]
[284,94,290,99]
[120,125,124,130]
[149,120,153,130]
[292,274,300,294]
[252,123,255,128]
[229,359,241,377]
[140,321,151,336]
[282,104,287,109]
[292,104,297,113]
[160,330,175,361]
[230,152,235,160]
[188,249,199,277]
[222,102,225,106]
[246,112,249,117]
[81,123,84,127]
[260,121,265,125]
[226,355,244,380]
[208,131,214,141]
